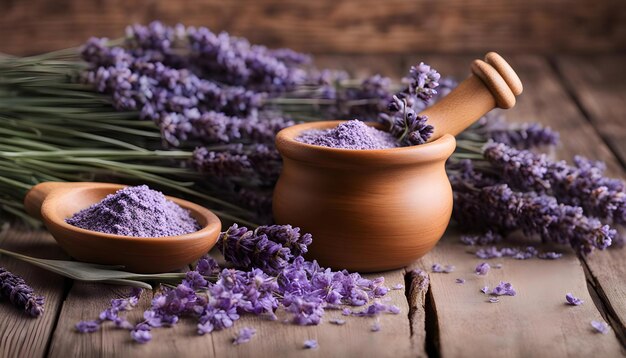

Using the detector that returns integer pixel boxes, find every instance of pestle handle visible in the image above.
[421,52,523,141]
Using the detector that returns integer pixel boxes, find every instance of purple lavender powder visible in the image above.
[66,185,200,237]
[296,120,399,150]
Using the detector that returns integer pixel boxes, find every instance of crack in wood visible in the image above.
[580,255,626,350]
[405,268,438,358]
[43,278,73,358]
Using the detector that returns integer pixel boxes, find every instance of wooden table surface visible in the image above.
[1,54,625,358]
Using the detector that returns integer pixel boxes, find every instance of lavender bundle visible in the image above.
[0,267,45,317]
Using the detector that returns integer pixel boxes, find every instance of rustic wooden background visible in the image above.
[1,0,626,56]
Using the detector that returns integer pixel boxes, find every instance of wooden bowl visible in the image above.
[273,121,456,272]
[24,182,221,273]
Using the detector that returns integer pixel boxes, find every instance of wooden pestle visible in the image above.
[422,52,523,141]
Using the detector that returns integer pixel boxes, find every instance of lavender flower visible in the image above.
[76,320,100,333]
[460,231,503,246]
[483,142,626,225]
[218,224,312,274]
[492,282,516,296]
[352,302,400,317]
[0,267,44,317]
[403,62,440,101]
[566,293,584,306]
[233,327,256,345]
[475,262,490,275]
[481,286,489,294]
[489,123,559,149]
[131,324,152,344]
[382,95,433,145]
[453,179,617,254]
[538,252,563,260]
[591,320,610,334]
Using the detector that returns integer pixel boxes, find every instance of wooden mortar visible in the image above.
[273,52,522,272]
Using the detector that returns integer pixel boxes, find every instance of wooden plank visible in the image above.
[404,55,625,357]
[555,56,626,167]
[0,228,68,358]
[1,0,626,56]
[547,55,626,347]
[47,282,220,358]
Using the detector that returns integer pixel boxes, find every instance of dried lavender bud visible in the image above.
[0,267,44,317]
[489,123,559,149]
[192,144,282,180]
[455,278,466,284]
[218,224,309,275]
[591,320,610,334]
[403,62,440,101]
[341,75,394,120]
[453,180,617,254]
[538,252,563,260]
[329,318,346,325]
[475,263,490,275]
[391,283,404,290]
[483,142,626,225]
[66,185,199,237]
[481,286,489,294]
[233,327,256,345]
[492,282,516,296]
[488,297,500,303]
[297,120,399,150]
[371,321,381,332]
[303,339,318,349]
[381,95,433,146]
[460,231,503,246]
[566,293,584,306]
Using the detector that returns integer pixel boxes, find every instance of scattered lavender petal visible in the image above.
[493,264,503,269]
[488,297,500,303]
[455,278,465,284]
[329,318,346,325]
[431,263,444,273]
[76,320,100,333]
[566,293,584,306]
[492,281,516,296]
[591,320,610,334]
[233,327,256,345]
[475,262,490,276]
[481,286,489,294]
[391,283,404,290]
[303,339,318,349]
[342,308,352,316]
[371,321,381,332]
[538,252,563,260]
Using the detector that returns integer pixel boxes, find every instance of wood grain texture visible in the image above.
[555,56,626,167]
[0,228,68,358]
[1,0,625,56]
[410,230,624,357]
[547,56,626,347]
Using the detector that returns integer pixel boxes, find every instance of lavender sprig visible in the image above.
[0,267,45,317]
[483,142,626,225]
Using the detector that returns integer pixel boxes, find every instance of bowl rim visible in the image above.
[41,184,222,244]
[275,120,457,166]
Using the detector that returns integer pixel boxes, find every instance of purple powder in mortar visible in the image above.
[296,120,399,150]
[66,185,200,237]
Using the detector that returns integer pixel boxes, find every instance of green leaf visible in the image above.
[0,248,198,289]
